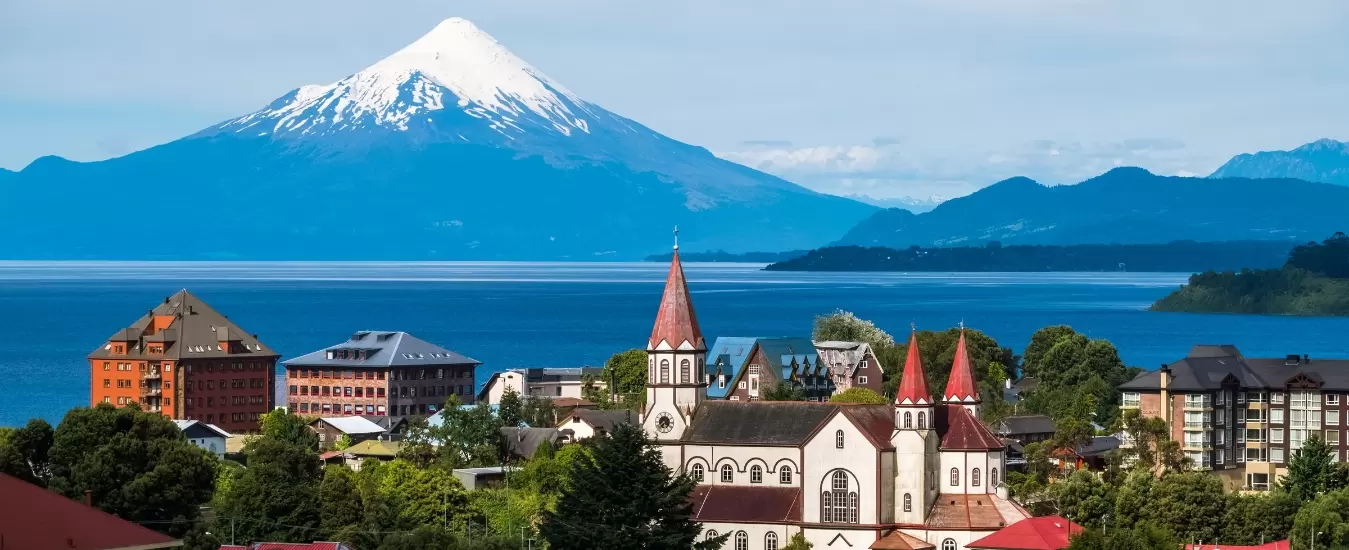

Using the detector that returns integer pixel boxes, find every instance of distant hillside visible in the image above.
[835,167,1349,249]
[1210,138,1349,186]
[844,194,943,213]
[1152,233,1349,316]
[764,241,1294,273]
[644,250,808,263]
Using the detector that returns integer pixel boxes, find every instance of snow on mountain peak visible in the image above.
[220,17,594,140]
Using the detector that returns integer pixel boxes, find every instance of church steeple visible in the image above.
[944,326,980,414]
[895,326,932,406]
[648,227,704,352]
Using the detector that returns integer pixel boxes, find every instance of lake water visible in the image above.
[3,261,1348,427]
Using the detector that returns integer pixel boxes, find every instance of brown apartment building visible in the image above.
[1119,345,1349,491]
[282,331,481,417]
[88,290,279,432]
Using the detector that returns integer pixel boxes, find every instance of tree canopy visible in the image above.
[828,387,888,404]
[812,310,895,348]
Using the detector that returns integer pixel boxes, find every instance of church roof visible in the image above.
[690,485,802,523]
[649,250,705,350]
[871,531,936,550]
[895,330,932,405]
[682,401,892,448]
[966,516,1083,550]
[925,493,1030,530]
[938,405,1005,451]
[943,329,979,402]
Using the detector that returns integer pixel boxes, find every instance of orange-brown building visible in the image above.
[88,289,279,432]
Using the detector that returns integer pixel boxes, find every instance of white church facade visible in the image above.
[640,244,1029,550]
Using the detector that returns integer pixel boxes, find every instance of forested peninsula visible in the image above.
[1151,233,1349,316]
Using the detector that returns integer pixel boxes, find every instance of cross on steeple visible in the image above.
[958,319,965,331]
[910,321,916,332]
[673,226,680,251]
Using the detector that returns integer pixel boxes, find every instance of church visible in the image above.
[639,244,1030,550]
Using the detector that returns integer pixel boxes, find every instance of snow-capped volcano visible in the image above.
[220,18,595,140]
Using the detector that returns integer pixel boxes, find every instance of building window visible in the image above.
[942,539,957,550]
[836,430,845,448]
[706,531,718,542]
[973,468,982,487]
[1330,411,1342,426]
[718,375,726,389]
[780,468,792,484]
[750,465,763,484]
[903,493,912,512]
[765,532,779,550]
[1272,448,1286,463]
[721,464,733,483]
[991,467,999,486]
[739,381,746,389]
[950,468,959,486]
[859,376,868,384]
[1122,392,1140,407]
[1331,394,1342,406]
[918,411,926,429]
[822,470,859,523]
[734,532,748,550]
[691,463,704,483]
[660,360,670,384]
[1327,429,1341,446]
[904,412,913,429]
[680,359,691,384]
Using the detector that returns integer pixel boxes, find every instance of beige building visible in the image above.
[478,367,606,404]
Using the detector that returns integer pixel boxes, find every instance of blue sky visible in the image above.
[2,0,1348,199]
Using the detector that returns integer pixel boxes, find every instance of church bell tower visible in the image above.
[642,228,707,453]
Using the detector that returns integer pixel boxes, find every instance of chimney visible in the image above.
[1005,378,1012,390]
[609,369,617,403]
[164,296,170,304]
[1305,354,1311,364]
[83,489,92,507]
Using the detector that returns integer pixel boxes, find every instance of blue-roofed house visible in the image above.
[704,337,762,400]
[706,337,837,402]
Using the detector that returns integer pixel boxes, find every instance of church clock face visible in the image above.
[655,412,674,433]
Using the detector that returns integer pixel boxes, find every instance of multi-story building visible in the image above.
[282,331,480,417]
[1118,345,1349,491]
[477,367,606,404]
[704,338,886,402]
[88,290,278,432]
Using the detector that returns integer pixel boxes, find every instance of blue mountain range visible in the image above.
[1210,138,1349,186]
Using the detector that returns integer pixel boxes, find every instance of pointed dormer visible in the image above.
[644,228,707,447]
[944,327,981,416]
[894,327,934,431]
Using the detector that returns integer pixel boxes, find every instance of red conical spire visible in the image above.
[649,228,705,351]
[944,326,979,403]
[895,326,931,405]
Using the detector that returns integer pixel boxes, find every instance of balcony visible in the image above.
[140,386,162,397]
[142,370,162,380]
[1183,422,1211,431]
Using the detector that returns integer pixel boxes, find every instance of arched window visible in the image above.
[721,464,733,483]
[821,491,833,522]
[848,491,858,523]
[691,463,704,483]
[751,465,763,484]
[835,430,845,448]
[992,467,999,486]
[903,493,912,512]
[823,470,859,523]
[942,539,957,550]
[680,359,691,384]
[735,531,749,550]
[706,530,718,541]
[904,411,913,429]
[780,468,793,484]
[973,468,982,487]
[833,471,848,491]
[950,468,959,486]
[659,360,670,384]
[918,411,927,429]
[649,357,655,381]
[765,532,779,550]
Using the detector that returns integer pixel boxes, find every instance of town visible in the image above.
[1,247,1340,550]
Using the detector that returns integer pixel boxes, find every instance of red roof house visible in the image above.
[966,515,1083,550]
[0,473,181,550]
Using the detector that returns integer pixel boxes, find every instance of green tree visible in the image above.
[521,395,558,429]
[421,395,504,469]
[46,404,216,537]
[372,459,469,528]
[333,434,354,451]
[1112,469,1155,530]
[0,418,53,485]
[398,416,440,468]
[499,387,524,428]
[1138,472,1225,544]
[828,387,888,404]
[763,382,807,401]
[253,408,320,452]
[214,436,321,544]
[1067,525,1176,550]
[541,423,726,550]
[781,532,813,550]
[1019,329,1133,427]
[812,310,895,348]
[1113,409,1187,474]
[1021,325,1079,379]
[1290,488,1349,550]
[1283,434,1349,502]
[1049,470,1115,527]
[319,466,364,541]
[1220,492,1298,546]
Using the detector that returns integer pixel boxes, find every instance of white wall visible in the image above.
[559,415,598,440]
[700,523,796,550]
[483,371,525,405]
[188,436,226,457]
[939,450,994,495]
[682,445,800,487]
[802,412,881,524]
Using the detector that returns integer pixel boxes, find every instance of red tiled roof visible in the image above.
[896,330,932,405]
[938,404,1005,450]
[943,329,979,402]
[872,530,936,549]
[1186,543,1289,550]
[649,250,705,351]
[689,485,801,523]
[925,494,1025,530]
[0,473,180,550]
[966,516,1083,550]
[219,546,247,550]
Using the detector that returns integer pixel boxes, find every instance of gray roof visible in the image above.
[89,289,278,361]
[1076,436,1121,457]
[173,419,232,439]
[282,331,480,368]
[561,409,635,433]
[997,415,1056,436]
[1119,345,1349,392]
[500,427,564,459]
[525,367,604,383]
[681,401,837,446]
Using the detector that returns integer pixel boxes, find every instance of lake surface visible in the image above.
[3,261,1349,427]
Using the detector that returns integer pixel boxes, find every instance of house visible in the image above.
[341,439,403,471]
[360,414,408,436]
[995,415,1056,445]
[718,337,831,401]
[641,246,1028,549]
[478,367,606,404]
[283,331,481,417]
[557,409,635,441]
[501,427,566,459]
[219,542,354,550]
[309,416,388,449]
[965,516,1083,550]
[1004,377,1039,405]
[815,340,887,396]
[173,419,231,457]
[453,466,517,490]
[705,337,763,400]
[1117,345,1349,491]
[1051,436,1120,472]
[0,472,183,550]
